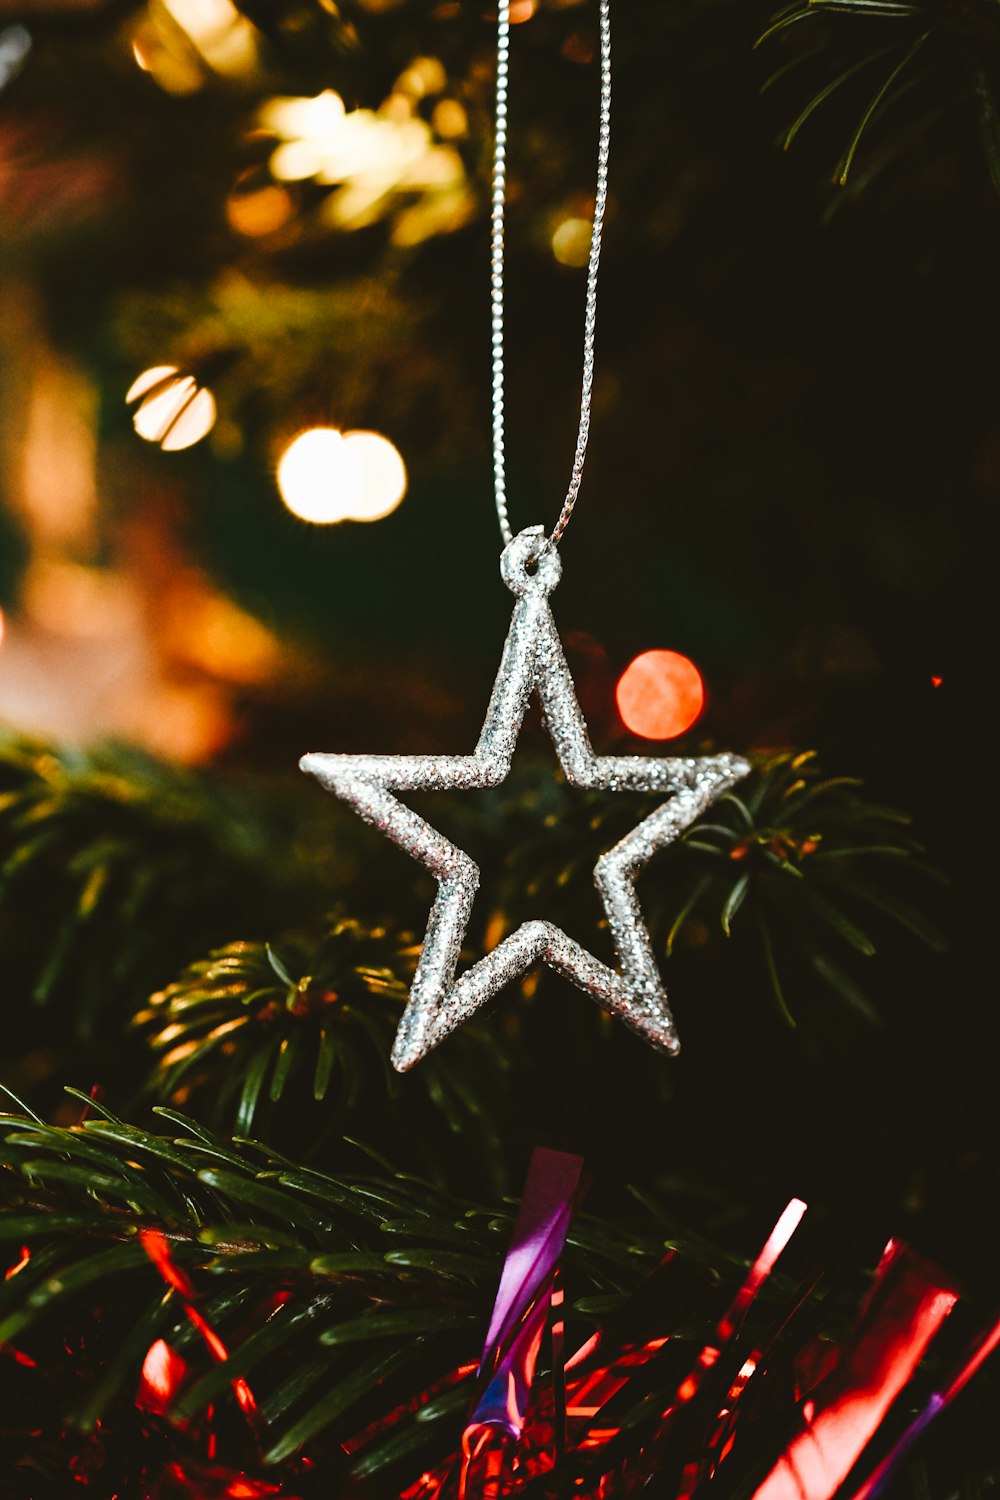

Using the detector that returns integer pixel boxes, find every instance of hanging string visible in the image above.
[489,0,612,548]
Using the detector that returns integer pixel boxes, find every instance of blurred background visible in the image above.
[2,0,1000,1267]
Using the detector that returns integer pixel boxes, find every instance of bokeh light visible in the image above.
[551,216,592,267]
[265,91,347,180]
[258,84,472,245]
[127,366,216,451]
[276,427,407,525]
[132,0,257,92]
[226,180,293,237]
[396,56,447,97]
[616,649,705,739]
[277,428,363,523]
[0,25,31,91]
[161,0,257,74]
[431,99,468,139]
[340,431,408,520]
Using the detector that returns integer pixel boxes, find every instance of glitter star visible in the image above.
[302,528,750,1071]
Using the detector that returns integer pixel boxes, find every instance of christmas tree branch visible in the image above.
[760,0,1000,196]
[0,736,939,1125]
[0,737,340,1038]
[0,1102,687,1482]
[133,919,512,1180]
[494,749,942,1029]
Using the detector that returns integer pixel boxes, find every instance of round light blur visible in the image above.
[551,216,591,267]
[127,367,217,451]
[277,428,365,523]
[277,427,406,525]
[340,430,407,521]
[616,649,705,740]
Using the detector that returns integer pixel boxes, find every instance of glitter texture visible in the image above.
[301,528,750,1071]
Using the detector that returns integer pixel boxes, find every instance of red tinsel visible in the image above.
[388,1169,992,1500]
[4,1159,997,1498]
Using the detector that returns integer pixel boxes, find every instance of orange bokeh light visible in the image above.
[616,649,705,740]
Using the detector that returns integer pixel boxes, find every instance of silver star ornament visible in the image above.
[301,527,750,1071]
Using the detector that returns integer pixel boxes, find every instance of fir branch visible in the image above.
[0,1107,677,1484]
[494,750,941,1031]
[128,749,939,1159]
[3,1105,982,1494]
[2,736,939,1123]
[135,917,511,1178]
[0,736,334,1039]
[760,0,1000,197]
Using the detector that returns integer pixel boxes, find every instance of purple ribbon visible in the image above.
[465,1147,587,1442]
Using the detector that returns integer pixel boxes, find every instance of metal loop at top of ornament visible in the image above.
[500,526,563,597]
[490,0,611,552]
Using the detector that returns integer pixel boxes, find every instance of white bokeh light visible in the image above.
[340,430,408,521]
[277,428,364,523]
[126,365,179,402]
[277,427,406,525]
[127,366,216,451]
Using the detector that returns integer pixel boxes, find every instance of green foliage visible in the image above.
[120,745,942,1173]
[0,739,329,1039]
[1,1100,997,1495]
[1,731,941,1142]
[495,750,940,1031]
[760,0,1000,198]
[0,1102,670,1484]
[671,749,944,1024]
[138,923,413,1128]
[0,735,956,1487]
[135,919,510,1175]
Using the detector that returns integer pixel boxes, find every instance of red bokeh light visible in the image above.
[616,650,705,740]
